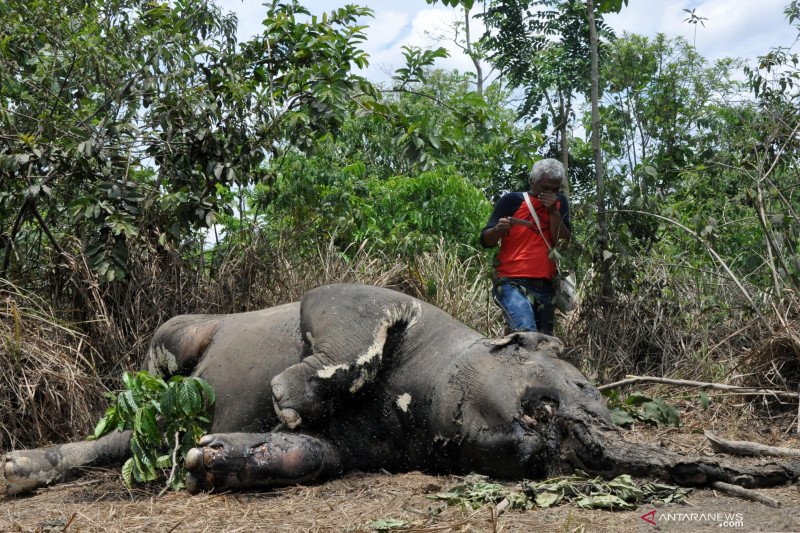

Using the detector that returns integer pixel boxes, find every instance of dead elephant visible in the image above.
[5,283,799,495]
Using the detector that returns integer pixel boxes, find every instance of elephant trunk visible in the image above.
[557,417,800,489]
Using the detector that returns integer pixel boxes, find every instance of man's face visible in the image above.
[530,174,561,196]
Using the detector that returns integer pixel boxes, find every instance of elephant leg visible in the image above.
[184,432,342,493]
[271,285,421,429]
[4,430,131,495]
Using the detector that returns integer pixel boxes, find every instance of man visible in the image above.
[480,158,571,334]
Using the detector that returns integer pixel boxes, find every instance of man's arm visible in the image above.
[548,206,571,244]
[480,194,519,248]
[482,218,512,247]
[539,192,571,245]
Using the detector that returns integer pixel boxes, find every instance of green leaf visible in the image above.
[121,457,134,487]
[607,475,644,501]
[534,490,562,508]
[609,407,635,427]
[188,377,216,406]
[136,407,160,440]
[699,393,711,410]
[89,411,114,440]
[639,398,681,427]
[576,494,634,510]
[176,379,202,415]
[625,392,652,406]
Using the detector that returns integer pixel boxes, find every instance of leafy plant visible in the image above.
[524,472,686,510]
[90,370,215,492]
[370,518,414,531]
[428,474,509,510]
[604,390,681,428]
[427,472,687,512]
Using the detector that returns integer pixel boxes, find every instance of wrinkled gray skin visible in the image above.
[5,284,799,495]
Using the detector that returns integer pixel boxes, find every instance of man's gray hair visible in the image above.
[529,158,566,184]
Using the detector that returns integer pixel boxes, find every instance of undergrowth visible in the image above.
[1,231,798,452]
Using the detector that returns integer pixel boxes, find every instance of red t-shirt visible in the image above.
[480,192,570,280]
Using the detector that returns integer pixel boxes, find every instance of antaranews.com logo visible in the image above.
[641,509,745,528]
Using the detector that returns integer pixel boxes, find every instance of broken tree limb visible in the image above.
[596,375,799,399]
[704,430,800,458]
[711,481,781,508]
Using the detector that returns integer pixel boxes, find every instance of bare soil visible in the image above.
[4,406,800,533]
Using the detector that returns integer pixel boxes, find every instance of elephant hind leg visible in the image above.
[147,315,221,377]
[185,432,342,494]
[4,430,131,495]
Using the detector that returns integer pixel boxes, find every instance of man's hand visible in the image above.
[495,217,513,235]
[537,192,559,212]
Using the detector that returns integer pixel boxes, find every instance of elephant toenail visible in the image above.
[185,472,201,494]
[280,408,301,429]
[185,448,203,470]
[272,383,285,402]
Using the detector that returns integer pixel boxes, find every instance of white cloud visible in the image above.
[364,10,410,52]
[364,6,485,82]
[606,0,797,63]
[217,0,798,83]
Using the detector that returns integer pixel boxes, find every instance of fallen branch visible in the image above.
[597,375,798,399]
[711,481,781,508]
[704,430,800,458]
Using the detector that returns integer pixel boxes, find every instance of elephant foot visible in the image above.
[4,431,131,495]
[271,360,334,429]
[4,448,68,495]
[185,432,342,494]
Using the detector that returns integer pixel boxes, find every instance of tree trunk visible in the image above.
[586,0,612,298]
[560,95,571,196]
[464,6,483,97]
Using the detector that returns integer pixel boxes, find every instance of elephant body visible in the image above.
[5,284,798,494]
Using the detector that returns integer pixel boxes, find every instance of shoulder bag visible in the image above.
[522,192,577,313]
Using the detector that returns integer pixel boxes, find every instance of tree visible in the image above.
[480,0,597,176]
[252,69,541,258]
[0,0,376,288]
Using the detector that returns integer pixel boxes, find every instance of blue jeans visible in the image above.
[492,278,555,334]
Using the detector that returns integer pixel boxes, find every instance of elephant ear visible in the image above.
[488,331,565,358]
[270,284,422,429]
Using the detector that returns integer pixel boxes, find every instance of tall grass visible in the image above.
[0,280,106,450]
[2,223,798,451]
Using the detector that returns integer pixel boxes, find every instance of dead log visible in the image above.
[711,481,781,508]
[705,430,800,458]
[597,375,798,399]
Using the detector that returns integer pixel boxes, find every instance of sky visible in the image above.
[216,0,799,83]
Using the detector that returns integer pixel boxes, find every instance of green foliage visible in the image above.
[370,518,414,531]
[262,155,492,259]
[0,0,379,287]
[429,475,509,510]
[90,371,215,491]
[604,390,681,428]
[393,46,450,88]
[427,472,686,512]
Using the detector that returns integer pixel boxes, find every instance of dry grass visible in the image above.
[562,257,781,385]
[406,239,504,336]
[5,407,800,533]
[735,320,800,412]
[0,279,107,451]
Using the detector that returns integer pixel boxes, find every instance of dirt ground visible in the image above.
[4,408,800,533]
